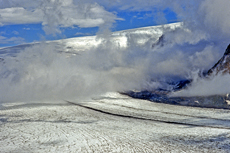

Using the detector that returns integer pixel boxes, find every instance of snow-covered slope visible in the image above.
[51,22,181,52]
[0,22,182,57]
[1,92,230,152]
[1,22,230,152]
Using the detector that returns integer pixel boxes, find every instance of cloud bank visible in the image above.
[1,0,230,39]
[1,0,230,102]
[0,0,118,34]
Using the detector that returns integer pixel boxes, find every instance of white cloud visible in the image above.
[23,28,30,30]
[96,0,230,37]
[0,1,118,35]
[199,0,230,36]
[75,32,92,36]
[0,0,209,36]
[12,31,19,35]
[1,0,230,101]
[171,74,230,97]
[0,7,42,25]
[0,35,25,44]
[41,1,118,34]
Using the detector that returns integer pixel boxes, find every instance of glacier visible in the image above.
[1,22,230,152]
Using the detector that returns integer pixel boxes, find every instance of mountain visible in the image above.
[0,22,182,57]
[1,22,229,109]
[207,44,230,75]
[126,44,230,109]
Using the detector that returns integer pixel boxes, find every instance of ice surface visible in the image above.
[1,93,230,152]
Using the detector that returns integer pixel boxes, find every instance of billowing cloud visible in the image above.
[40,1,118,34]
[199,0,230,36]
[1,0,229,38]
[0,0,118,35]
[1,0,230,101]
[95,0,230,39]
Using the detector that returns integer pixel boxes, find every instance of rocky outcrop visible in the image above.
[125,44,230,109]
[207,44,230,75]
[125,91,230,109]
[152,35,165,48]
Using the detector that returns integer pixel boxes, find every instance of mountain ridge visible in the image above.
[207,44,230,75]
[126,43,230,109]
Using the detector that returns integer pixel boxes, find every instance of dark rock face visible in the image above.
[125,44,230,109]
[207,44,230,75]
[224,44,230,55]
[152,35,165,48]
[125,91,230,109]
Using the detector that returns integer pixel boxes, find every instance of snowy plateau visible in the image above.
[1,23,230,152]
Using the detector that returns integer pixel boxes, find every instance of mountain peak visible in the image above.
[224,44,230,55]
[207,44,230,75]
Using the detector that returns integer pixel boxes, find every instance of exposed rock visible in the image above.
[125,44,230,109]
[207,44,230,75]
[152,35,165,48]
[124,91,230,109]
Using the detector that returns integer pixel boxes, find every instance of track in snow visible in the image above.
[1,93,230,152]
[66,100,230,130]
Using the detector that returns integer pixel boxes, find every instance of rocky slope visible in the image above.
[126,44,230,109]
[207,44,230,75]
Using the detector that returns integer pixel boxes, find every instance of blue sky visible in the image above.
[0,1,178,48]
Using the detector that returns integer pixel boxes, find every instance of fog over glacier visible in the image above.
[0,0,230,102]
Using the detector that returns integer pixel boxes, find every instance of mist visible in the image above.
[0,39,148,102]
[171,74,230,97]
[1,0,230,102]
